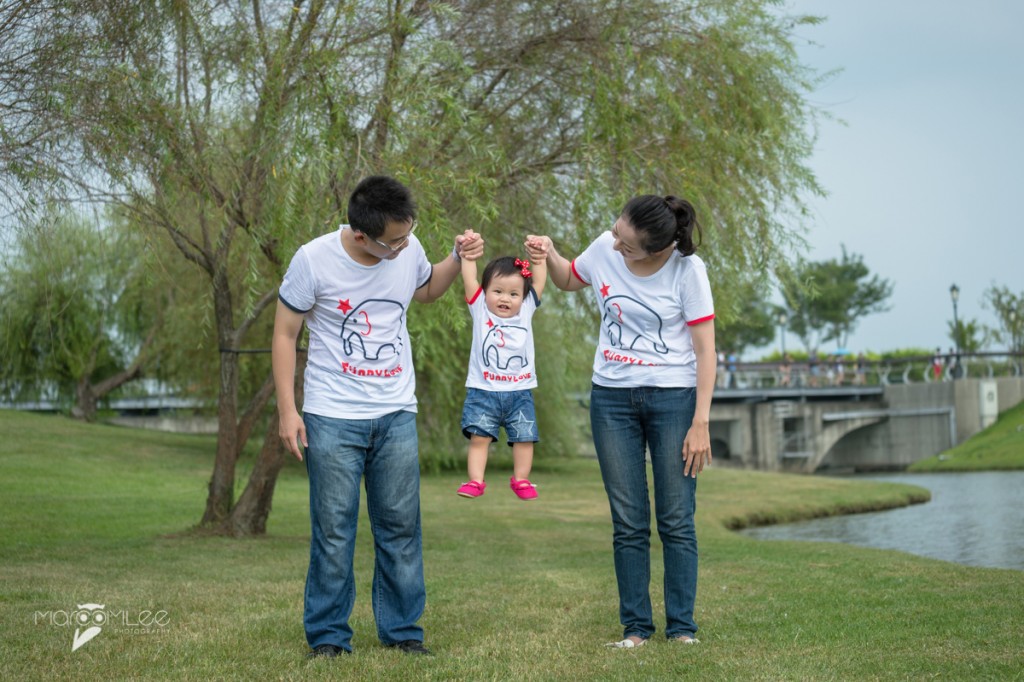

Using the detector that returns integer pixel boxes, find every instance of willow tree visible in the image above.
[0,209,161,420]
[8,0,823,535]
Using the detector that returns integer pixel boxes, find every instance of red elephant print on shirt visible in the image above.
[340,299,406,360]
[602,295,669,354]
[481,324,530,371]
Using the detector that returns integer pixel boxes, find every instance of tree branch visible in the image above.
[235,370,275,451]
[251,0,272,71]
[234,286,279,347]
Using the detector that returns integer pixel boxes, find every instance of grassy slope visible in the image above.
[1,410,1021,681]
[909,400,1024,471]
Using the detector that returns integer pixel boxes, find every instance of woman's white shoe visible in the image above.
[672,635,700,645]
[605,637,647,649]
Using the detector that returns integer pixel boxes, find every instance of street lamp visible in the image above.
[950,284,960,378]
[777,310,788,356]
[1010,309,1018,355]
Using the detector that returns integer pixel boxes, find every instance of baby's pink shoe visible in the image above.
[510,477,538,500]
[456,480,486,498]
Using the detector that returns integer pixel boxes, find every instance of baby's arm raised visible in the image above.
[529,252,547,300]
[462,251,481,300]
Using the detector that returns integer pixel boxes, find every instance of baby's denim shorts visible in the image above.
[461,387,539,444]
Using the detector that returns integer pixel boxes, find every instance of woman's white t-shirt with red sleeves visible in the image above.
[464,287,540,391]
[571,231,715,388]
[278,226,432,419]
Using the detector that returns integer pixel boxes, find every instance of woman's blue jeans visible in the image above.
[302,410,425,652]
[590,384,699,640]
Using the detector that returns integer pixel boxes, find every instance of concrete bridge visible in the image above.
[710,376,1024,473]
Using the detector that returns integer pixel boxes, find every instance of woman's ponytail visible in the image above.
[665,195,701,256]
[621,194,702,256]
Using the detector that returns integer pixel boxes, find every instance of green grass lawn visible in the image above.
[910,400,1024,471]
[1,410,1021,681]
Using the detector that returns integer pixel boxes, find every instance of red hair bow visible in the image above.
[514,258,532,278]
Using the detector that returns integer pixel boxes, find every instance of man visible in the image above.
[272,175,483,658]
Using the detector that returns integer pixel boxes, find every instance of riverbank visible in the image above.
[743,471,1024,570]
[909,400,1024,471]
[1,410,1021,680]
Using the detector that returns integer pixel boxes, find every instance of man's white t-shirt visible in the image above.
[278,226,432,419]
[571,231,715,388]
[464,287,540,391]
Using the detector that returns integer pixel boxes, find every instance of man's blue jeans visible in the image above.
[590,384,699,640]
[302,410,425,652]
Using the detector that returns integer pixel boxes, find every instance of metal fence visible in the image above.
[718,351,1022,390]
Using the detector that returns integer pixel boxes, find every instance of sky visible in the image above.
[773,0,1024,354]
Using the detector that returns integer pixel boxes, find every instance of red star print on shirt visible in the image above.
[486,318,494,328]
[600,283,611,298]
[337,299,353,314]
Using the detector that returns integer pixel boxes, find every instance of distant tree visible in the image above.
[781,246,893,351]
[948,319,983,354]
[0,209,161,420]
[982,285,1024,353]
[713,281,776,356]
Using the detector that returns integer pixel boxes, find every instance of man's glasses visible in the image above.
[363,220,417,253]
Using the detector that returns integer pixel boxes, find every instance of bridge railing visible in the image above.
[719,351,1023,390]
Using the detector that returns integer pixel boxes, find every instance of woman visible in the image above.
[525,194,715,648]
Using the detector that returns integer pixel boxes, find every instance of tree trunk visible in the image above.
[71,378,98,422]
[201,275,240,526]
[70,327,153,422]
[223,351,306,536]
[224,412,288,536]
[201,354,239,525]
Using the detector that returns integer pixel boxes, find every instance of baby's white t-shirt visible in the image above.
[464,287,540,391]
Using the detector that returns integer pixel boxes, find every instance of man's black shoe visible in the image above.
[390,640,432,656]
[306,644,348,659]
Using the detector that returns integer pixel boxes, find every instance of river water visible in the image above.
[740,471,1024,571]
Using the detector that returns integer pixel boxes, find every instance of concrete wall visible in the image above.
[713,400,890,473]
[709,403,757,467]
[822,411,952,471]
[994,376,1024,410]
[821,377,1024,471]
